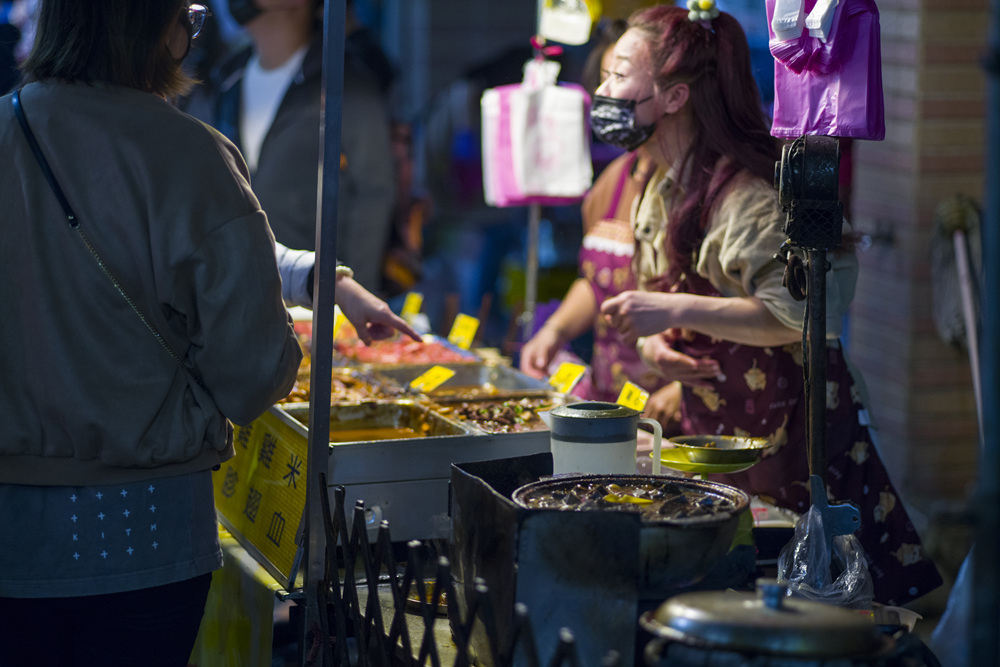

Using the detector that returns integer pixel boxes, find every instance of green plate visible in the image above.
[651,447,758,475]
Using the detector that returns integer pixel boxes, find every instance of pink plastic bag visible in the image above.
[767,0,884,140]
[481,61,592,207]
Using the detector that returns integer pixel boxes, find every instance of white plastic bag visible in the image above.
[537,0,593,46]
[777,505,875,610]
[481,58,592,207]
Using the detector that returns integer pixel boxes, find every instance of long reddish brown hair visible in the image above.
[628,6,778,289]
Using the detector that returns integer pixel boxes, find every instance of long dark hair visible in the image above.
[21,0,195,98]
[582,18,628,96]
[629,6,778,288]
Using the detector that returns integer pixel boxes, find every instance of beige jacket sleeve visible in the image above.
[696,172,857,337]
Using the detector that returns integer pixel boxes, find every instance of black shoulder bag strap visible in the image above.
[12,90,209,392]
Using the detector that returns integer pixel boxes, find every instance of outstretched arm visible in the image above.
[601,290,801,348]
[519,278,597,378]
[333,273,421,345]
[274,243,420,345]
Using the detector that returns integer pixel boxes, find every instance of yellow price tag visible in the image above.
[401,292,424,322]
[617,381,649,411]
[548,362,586,394]
[333,309,348,339]
[409,365,456,392]
[447,313,479,350]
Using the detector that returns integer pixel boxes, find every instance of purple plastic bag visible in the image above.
[767,0,885,140]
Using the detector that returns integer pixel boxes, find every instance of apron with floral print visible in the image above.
[578,154,665,403]
[674,274,942,606]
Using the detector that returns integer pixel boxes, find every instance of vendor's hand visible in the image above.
[335,277,421,346]
[641,334,720,388]
[644,381,682,430]
[601,290,682,346]
[519,326,563,379]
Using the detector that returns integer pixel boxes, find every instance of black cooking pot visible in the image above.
[511,474,750,591]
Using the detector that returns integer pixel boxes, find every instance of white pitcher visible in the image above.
[548,402,662,476]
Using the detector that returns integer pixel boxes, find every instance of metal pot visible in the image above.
[639,579,891,662]
[511,474,750,591]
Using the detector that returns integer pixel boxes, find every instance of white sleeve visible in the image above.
[274,241,314,308]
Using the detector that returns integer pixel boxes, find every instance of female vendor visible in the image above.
[597,3,941,606]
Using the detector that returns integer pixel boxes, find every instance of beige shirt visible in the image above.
[633,165,857,337]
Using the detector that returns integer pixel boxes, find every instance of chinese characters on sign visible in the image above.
[213,409,308,581]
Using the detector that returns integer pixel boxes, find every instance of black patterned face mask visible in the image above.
[590,95,656,151]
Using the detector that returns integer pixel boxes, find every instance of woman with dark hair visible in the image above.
[0,2,299,664]
[597,4,942,606]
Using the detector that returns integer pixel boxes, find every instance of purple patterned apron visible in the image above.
[675,274,942,606]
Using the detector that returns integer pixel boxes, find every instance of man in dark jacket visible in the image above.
[198,0,397,294]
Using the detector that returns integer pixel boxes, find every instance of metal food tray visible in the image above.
[375,361,552,398]
[281,400,473,445]
[272,401,553,541]
[332,334,479,369]
[278,366,411,410]
[428,391,572,434]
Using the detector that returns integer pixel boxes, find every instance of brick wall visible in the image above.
[849,0,988,511]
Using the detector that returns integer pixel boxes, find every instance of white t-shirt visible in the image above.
[240,46,308,172]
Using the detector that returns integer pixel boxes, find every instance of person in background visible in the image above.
[597,4,942,606]
[0,2,301,664]
[519,19,686,430]
[0,1,18,94]
[197,0,396,294]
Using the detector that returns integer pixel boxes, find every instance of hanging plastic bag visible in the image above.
[777,505,875,610]
[481,57,592,207]
[766,0,885,140]
[538,0,594,46]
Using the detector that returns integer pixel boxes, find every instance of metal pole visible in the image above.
[805,249,827,481]
[521,202,541,343]
[972,0,1000,661]
[302,1,346,663]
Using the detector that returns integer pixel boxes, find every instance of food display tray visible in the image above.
[428,392,571,434]
[332,334,480,368]
[375,361,552,398]
[269,401,552,542]
[281,400,473,443]
[278,366,410,408]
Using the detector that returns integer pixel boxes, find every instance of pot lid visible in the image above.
[639,579,886,658]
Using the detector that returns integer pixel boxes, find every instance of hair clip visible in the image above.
[686,0,720,28]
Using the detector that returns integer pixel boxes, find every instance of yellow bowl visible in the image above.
[669,435,769,465]
[651,448,758,475]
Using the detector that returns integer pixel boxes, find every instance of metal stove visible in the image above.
[449,453,755,666]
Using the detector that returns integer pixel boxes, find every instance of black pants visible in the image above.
[0,573,212,667]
